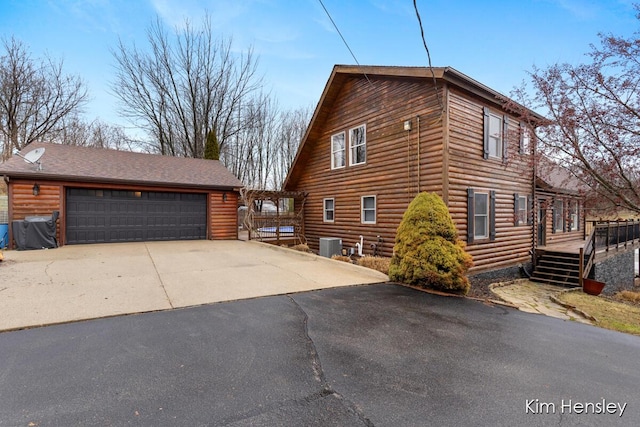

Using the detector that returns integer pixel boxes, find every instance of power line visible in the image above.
[413,0,444,112]
[317,0,372,85]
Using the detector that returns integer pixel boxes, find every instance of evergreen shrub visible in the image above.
[389,192,473,294]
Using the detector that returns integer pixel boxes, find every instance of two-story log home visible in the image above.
[283,65,581,281]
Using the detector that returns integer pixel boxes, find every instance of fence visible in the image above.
[580,220,640,284]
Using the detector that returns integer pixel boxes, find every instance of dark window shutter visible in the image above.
[467,188,475,243]
[502,116,509,161]
[576,201,580,231]
[490,190,496,241]
[514,193,520,226]
[551,200,556,234]
[483,107,490,159]
[527,195,533,225]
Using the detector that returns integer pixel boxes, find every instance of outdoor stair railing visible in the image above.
[579,220,640,285]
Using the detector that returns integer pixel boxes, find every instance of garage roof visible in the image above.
[0,142,243,190]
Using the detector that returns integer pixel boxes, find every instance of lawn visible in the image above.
[557,290,640,336]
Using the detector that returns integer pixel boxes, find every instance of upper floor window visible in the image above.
[349,124,366,166]
[361,195,376,224]
[520,122,531,155]
[331,132,345,169]
[323,198,335,222]
[483,107,507,160]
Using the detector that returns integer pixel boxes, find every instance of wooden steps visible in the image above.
[531,250,580,287]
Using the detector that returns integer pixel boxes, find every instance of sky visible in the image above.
[0,0,638,133]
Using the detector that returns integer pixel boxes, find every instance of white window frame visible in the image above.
[349,124,366,166]
[570,202,579,231]
[487,112,503,159]
[361,195,376,224]
[554,199,565,232]
[331,132,345,170]
[323,198,335,223]
[474,192,489,239]
[518,196,527,225]
[520,123,531,155]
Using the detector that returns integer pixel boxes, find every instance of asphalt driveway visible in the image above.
[0,240,387,331]
[0,284,638,426]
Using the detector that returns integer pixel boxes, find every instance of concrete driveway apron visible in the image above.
[0,240,388,331]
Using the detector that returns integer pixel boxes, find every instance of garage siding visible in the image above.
[66,189,207,244]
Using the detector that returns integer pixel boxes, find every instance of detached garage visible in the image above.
[0,142,243,248]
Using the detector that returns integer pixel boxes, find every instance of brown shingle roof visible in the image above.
[0,142,243,190]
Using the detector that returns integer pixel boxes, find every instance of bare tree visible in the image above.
[111,15,262,159]
[50,115,137,151]
[518,8,640,214]
[270,105,312,190]
[0,37,88,160]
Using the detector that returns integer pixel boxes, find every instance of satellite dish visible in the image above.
[16,147,45,170]
[23,147,45,164]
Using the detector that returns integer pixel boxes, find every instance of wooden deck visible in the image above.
[537,240,587,254]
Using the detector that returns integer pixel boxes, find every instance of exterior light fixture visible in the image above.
[32,183,40,196]
[222,192,227,202]
[404,120,412,131]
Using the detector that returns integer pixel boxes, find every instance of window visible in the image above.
[520,122,531,155]
[349,124,366,166]
[474,193,489,239]
[554,199,564,232]
[484,107,505,159]
[361,195,376,224]
[514,194,528,225]
[570,202,579,231]
[331,132,345,169]
[323,198,334,222]
[467,188,496,243]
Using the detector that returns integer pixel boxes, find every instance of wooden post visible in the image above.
[579,247,584,287]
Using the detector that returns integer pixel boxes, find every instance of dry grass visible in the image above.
[329,255,391,275]
[289,243,312,253]
[356,256,391,275]
[615,290,640,305]
[557,291,640,335]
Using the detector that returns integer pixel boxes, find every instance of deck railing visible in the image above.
[249,213,302,245]
[579,220,640,285]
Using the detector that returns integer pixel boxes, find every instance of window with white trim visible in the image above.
[474,192,489,239]
[518,195,527,225]
[323,198,334,222]
[361,195,376,224]
[554,199,564,232]
[488,113,502,158]
[331,132,345,169]
[349,124,366,166]
[520,122,531,155]
[570,202,579,231]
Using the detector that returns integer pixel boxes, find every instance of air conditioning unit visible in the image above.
[319,237,342,258]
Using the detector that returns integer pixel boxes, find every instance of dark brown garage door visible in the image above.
[66,188,207,244]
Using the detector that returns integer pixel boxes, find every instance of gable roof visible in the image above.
[283,64,544,190]
[0,142,243,190]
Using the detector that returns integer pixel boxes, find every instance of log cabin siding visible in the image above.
[5,178,239,247]
[285,66,559,276]
[9,181,63,244]
[209,191,239,240]
[293,75,446,257]
[447,89,534,271]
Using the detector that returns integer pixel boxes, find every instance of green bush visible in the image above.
[389,192,473,294]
